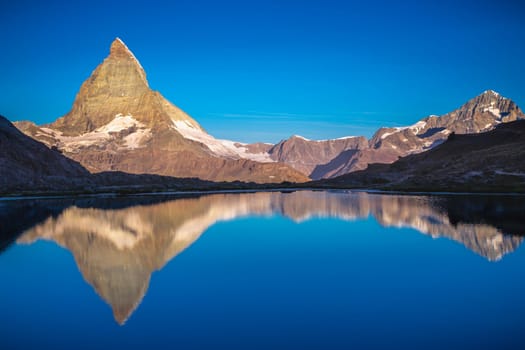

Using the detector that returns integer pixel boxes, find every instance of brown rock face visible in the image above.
[51,38,157,135]
[268,135,368,179]
[16,38,308,183]
[423,90,523,134]
[243,142,274,154]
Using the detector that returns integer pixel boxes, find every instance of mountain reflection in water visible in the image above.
[4,190,523,324]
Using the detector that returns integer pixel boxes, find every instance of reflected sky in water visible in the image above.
[1,190,524,349]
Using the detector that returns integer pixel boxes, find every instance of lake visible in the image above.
[1,190,524,349]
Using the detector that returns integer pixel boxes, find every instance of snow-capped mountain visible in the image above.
[13,38,524,183]
[322,119,525,192]
[15,38,308,183]
[266,90,524,179]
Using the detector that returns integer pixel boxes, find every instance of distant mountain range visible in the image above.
[319,119,525,192]
[267,89,523,179]
[3,38,525,192]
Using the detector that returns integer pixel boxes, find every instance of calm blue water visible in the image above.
[1,190,524,349]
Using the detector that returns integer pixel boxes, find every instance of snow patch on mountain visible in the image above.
[291,134,358,142]
[410,121,427,134]
[335,136,358,140]
[43,114,152,152]
[485,89,500,97]
[100,114,138,132]
[292,135,310,141]
[380,128,402,140]
[482,102,501,118]
[123,128,152,149]
[381,120,428,140]
[171,119,273,162]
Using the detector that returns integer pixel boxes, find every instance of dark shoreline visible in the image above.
[2,184,525,201]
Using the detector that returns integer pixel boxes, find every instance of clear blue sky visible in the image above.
[1,0,524,143]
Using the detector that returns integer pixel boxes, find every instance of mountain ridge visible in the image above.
[263,89,523,179]
[10,38,524,184]
[15,38,309,184]
[318,119,525,192]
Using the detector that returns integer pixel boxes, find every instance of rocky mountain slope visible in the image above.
[320,120,525,192]
[15,38,308,184]
[271,90,523,179]
[0,115,92,192]
[266,135,368,177]
[1,114,245,195]
[2,113,281,195]
[11,38,523,184]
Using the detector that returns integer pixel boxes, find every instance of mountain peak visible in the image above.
[291,134,310,141]
[110,37,128,55]
[109,38,143,70]
[483,89,500,97]
[50,38,154,134]
[427,89,524,134]
[108,38,147,83]
[461,90,513,107]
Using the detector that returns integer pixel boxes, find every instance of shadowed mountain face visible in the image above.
[267,136,368,177]
[11,191,523,324]
[15,39,308,184]
[324,120,525,192]
[0,115,92,192]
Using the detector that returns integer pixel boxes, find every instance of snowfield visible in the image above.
[39,114,152,152]
[171,119,274,162]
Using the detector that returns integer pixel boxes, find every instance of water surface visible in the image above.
[1,190,524,349]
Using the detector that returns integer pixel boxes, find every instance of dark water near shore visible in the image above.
[1,190,524,349]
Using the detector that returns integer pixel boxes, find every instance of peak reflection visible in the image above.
[15,191,524,324]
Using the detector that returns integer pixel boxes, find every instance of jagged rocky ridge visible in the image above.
[14,191,524,324]
[12,38,524,184]
[265,90,524,179]
[2,114,279,194]
[1,114,238,194]
[15,38,308,184]
[320,120,525,192]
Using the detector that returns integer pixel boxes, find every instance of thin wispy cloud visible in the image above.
[206,119,382,143]
[208,112,297,120]
[208,111,381,121]
[203,109,424,143]
[206,111,407,128]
